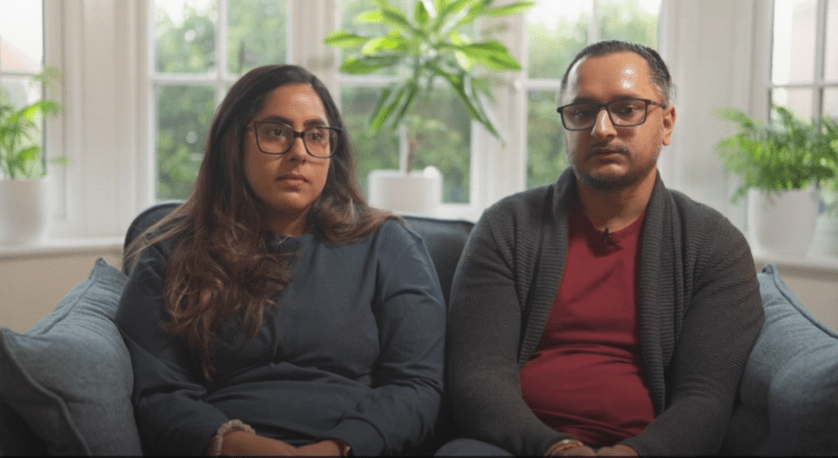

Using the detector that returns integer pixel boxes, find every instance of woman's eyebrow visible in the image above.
[257,115,329,127]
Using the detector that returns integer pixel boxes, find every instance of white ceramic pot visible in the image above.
[368,167,442,216]
[0,177,52,246]
[747,188,819,256]
[807,215,838,259]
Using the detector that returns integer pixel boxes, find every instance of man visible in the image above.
[440,40,764,456]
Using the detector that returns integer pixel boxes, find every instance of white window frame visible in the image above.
[39,0,800,243]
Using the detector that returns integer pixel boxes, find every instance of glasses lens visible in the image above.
[561,103,599,130]
[256,123,293,153]
[303,127,336,158]
[608,99,648,126]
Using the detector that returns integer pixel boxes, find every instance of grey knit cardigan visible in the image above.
[446,169,765,456]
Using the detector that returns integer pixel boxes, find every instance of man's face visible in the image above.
[560,51,676,191]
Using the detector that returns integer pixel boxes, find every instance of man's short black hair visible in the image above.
[559,40,675,106]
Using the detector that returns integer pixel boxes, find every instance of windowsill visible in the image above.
[0,236,124,260]
[752,250,838,275]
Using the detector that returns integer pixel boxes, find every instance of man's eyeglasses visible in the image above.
[556,98,663,131]
[249,121,341,158]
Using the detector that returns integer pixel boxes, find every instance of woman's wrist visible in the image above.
[329,439,352,456]
[207,419,256,456]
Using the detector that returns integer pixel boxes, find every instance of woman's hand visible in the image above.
[296,440,345,456]
[217,431,301,456]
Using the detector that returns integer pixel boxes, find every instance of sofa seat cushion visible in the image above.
[721,263,838,455]
[0,258,143,455]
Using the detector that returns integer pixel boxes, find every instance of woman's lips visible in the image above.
[277,174,307,182]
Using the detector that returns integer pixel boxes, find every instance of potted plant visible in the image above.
[715,105,838,256]
[325,0,534,215]
[0,66,64,245]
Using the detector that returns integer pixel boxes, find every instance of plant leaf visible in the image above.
[339,55,402,74]
[485,1,537,17]
[381,4,418,36]
[355,8,385,24]
[324,31,370,49]
[415,0,430,27]
[361,32,409,55]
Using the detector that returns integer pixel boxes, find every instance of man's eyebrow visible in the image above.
[569,95,644,104]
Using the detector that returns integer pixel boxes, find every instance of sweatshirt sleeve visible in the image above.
[115,241,229,456]
[321,222,446,456]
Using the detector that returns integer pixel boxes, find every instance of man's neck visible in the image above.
[576,172,656,232]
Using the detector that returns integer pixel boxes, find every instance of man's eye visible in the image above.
[572,107,596,118]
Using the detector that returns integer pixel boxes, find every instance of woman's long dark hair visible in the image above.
[124,65,396,379]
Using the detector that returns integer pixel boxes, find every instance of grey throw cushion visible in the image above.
[0,258,143,455]
[721,263,838,455]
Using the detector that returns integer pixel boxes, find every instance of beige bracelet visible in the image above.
[208,419,256,456]
[544,438,586,456]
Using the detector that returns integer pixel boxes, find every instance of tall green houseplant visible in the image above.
[325,0,534,172]
[715,105,838,203]
[0,67,63,180]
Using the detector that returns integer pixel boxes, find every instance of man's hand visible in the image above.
[596,444,638,456]
[544,440,597,456]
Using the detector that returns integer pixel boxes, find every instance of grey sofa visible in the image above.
[0,203,836,455]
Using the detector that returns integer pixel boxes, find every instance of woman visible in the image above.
[116,65,446,456]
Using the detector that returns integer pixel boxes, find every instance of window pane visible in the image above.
[155,0,216,74]
[824,88,838,217]
[771,87,813,118]
[527,90,566,189]
[826,0,838,81]
[341,86,400,194]
[772,0,817,84]
[227,0,287,75]
[599,0,661,47]
[825,88,838,118]
[527,0,591,79]
[411,88,471,204]
[0,75,41,109]
[0,0,43,72]
[156,84,215,200]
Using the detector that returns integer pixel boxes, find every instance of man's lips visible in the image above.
[590,146,628,158]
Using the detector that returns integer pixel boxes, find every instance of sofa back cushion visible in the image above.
[0,258,143,455]
[720,263,838,455]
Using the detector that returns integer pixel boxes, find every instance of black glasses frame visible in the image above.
[556,98,663,131]
[249,120,342,158]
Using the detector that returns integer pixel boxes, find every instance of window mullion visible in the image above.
[813,0,827,119]
[217,0,229,102]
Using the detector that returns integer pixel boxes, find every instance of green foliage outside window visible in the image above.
[153,0,287,200]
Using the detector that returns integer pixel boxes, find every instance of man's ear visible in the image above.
[661,105,677,146]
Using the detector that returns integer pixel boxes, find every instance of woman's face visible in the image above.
[243,83,332,235]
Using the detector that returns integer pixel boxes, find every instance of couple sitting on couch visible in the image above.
[116,41,764,457]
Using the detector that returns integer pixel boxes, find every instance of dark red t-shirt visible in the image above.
[519,202,655,447]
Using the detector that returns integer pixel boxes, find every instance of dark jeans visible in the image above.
[435,438,513,456]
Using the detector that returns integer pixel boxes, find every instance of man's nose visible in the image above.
[592,107,617,138]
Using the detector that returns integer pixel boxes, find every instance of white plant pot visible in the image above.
[0,177,52,246]
[807,215,838,259]
[368,167,442,216]
[747,188,819,257]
